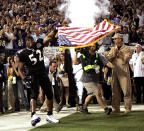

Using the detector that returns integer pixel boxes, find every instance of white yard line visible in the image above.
[0,107,76,131]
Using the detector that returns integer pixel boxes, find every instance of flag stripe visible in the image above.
[60,28,116,43]
[58,19,120,48]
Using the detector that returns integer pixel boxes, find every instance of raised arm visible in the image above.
[43,30,57,46]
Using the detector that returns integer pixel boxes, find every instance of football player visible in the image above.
[17,30,59,126]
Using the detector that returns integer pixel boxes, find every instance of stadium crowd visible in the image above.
[0,0,144,123]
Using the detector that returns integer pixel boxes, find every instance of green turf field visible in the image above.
[30,111,144,131]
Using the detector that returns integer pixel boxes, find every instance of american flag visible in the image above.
[58,19,120,49]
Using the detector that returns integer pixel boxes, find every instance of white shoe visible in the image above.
[31,114,41,126]
[46,115,60,123]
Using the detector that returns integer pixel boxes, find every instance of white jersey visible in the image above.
[129,51,144,77]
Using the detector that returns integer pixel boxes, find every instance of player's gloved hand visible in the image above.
[23,77,31,88]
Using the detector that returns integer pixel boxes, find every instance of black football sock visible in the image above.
[47,111,53,115]
[31,112,36,117]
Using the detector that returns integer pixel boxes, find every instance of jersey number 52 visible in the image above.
[29,50,43,65]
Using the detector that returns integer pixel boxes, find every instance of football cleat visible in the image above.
[81,107,91,114]
[31,115,41,126]
[46,115,60,123]
[104,107,112,115]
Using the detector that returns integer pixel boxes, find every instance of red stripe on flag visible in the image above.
[58,20,120,48]
[102,21,106,30]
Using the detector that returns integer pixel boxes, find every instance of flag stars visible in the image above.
[58,35,72,46]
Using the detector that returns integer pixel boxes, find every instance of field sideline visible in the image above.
[0,105,144,131]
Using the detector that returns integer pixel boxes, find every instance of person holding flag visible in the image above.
[73,43,114,114]
[58,20,121,114]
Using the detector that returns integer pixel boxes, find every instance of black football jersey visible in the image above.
[17,41,46,75]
